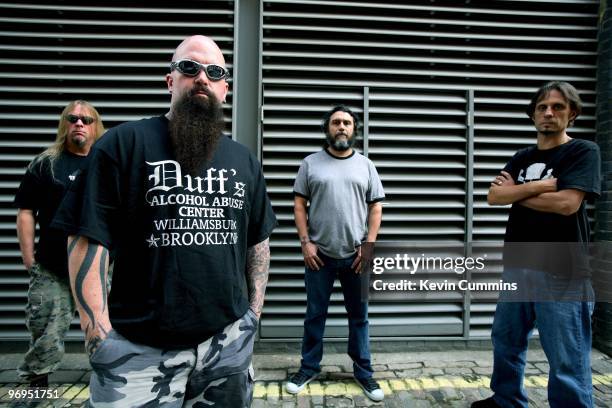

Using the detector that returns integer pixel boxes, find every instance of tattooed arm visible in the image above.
[246,238,270,319]
[68,235,111,356]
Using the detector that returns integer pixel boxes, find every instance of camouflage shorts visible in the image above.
[18,263,75,380]
[88,309,258,407]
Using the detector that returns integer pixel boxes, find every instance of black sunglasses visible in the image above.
[170,59,229,81]
[65,114,95,125]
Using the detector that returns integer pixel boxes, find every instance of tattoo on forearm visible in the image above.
[67,237,78,258]
[74,241,99,329]
[86,335,103,356]
[99,248,108,312]
[70,237,112,355]
[246,239,271,315]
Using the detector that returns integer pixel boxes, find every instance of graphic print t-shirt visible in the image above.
[62,116,276,348]
[14,151,88,277]
[502,138,600,276]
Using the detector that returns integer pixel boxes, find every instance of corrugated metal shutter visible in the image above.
[260,0,600,339]
[0,2,235,340]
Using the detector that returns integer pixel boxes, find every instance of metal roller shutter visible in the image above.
[0,2,235,340]
[260,0,599,339]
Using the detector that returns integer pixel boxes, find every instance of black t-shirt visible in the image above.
[503,138,601,276]
[14,151,88,277]
[54,116,276,348]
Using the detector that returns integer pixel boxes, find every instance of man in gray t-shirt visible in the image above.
[285,105,385,402]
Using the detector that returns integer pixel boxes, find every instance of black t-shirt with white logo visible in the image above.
[14,151,88,277]
[55,116,277,348]
[502,138,601,276]
[504,138,600,243]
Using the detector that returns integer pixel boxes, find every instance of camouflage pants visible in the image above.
[88,309,257,407]
[18,263,75,379]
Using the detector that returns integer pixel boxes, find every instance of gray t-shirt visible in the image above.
[293,149,385,258]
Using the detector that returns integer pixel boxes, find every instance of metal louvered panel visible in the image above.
[368,88,468,243]
[261,0,599,340]
[0,2,235,340]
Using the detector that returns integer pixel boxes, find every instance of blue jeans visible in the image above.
[299,252,373,380]
[490,269,594,408]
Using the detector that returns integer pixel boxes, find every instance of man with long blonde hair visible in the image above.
[14,100,104,387]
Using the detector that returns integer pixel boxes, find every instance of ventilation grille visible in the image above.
[260,0,599,339]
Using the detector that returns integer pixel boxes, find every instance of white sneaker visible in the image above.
[355,376,384,402]
[285,371,318,394]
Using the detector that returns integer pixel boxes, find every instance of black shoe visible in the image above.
[28,374,48,388]
[355,376,384,402]
[284,370,318,394]
[471,396,502,408]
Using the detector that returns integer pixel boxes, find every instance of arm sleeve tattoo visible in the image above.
[68,235,111,356]
[246,238,271,318]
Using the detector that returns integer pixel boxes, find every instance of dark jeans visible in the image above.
[299,252,373,380]
[490,268,594,408]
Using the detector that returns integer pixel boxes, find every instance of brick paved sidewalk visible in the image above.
[0,349,610,407]
[250,349,612,407]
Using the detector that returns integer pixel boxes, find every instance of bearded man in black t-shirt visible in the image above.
[55,36,276,407]
[472,82,601,408]
[14,100,105,387]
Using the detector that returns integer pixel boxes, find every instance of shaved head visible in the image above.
[172,35,226,66]
[165,35,228,176]
[166,35,229,113]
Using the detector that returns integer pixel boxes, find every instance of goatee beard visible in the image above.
[326,133,354,151]
[70,135,86,148]
[169,87,224,176]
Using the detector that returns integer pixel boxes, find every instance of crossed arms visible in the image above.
[68,236,270,355]
[487,170,584,216]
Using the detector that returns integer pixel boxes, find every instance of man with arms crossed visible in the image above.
[15,100,104,387]
[473,81,600,407]
[284,105,385,402]
[56,36,276,406]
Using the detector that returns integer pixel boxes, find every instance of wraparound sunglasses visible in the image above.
[170,59,229,81]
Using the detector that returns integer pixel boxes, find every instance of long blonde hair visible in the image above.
[40,100,105,162]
